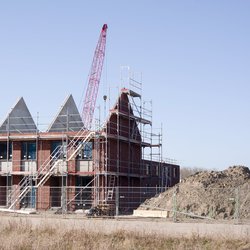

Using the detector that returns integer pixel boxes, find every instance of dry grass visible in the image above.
[0,220,249,250]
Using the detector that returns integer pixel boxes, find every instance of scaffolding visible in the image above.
[0,108,96,211]
[89,67,166,210]
[0,74,179,213]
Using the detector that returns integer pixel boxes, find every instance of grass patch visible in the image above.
[0,220,248,250]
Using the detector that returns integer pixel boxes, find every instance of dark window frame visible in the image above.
[77,141,93,160]
[0,142,13,160]
[21,141,36,160]
[51,140,67,159]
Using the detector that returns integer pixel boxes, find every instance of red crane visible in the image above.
[82,24,108,129]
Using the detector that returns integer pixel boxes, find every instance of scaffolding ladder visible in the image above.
[107,175,116,201]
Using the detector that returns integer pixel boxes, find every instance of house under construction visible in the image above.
[0,82,179,214]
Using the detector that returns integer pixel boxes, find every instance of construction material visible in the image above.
[86,204,115,217]
[133,209,170,218]
[0,208,36,214]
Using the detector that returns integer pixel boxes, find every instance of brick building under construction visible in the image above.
[0,85,179,214]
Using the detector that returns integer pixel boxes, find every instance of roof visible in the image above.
[47,94,84,132]
[0,97,37,133]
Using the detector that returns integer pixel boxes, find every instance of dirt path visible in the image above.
[0,214,249,240]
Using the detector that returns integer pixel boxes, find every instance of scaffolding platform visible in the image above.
[121,88,141,98]
[110,110,152,125]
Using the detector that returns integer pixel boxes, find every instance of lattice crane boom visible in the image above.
[82,24,108,129]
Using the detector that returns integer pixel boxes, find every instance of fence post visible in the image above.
[61,186,67,214]
[32,186,36,209]
[234,187,239,224]
[172,187,178,222]
[115,186,119,217]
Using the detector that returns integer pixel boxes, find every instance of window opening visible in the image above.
[21,142,36,160]
[0,142,12,160]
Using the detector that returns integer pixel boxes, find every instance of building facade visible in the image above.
[0,88,179,213]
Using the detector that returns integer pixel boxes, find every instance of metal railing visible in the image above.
[6,131,95,209]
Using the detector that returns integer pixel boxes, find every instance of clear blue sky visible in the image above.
[0,1,249,170]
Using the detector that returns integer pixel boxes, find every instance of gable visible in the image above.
[107,91,142,141]
[0,97,37,133]
[47,94,83,132]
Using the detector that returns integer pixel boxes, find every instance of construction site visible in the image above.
[0,24,180,215]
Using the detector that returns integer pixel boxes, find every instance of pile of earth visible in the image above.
[138,166,250,219]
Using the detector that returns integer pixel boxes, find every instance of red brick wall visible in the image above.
[37,185,50,210]
[12,175,21,185]
[104,92,143,179]
[12,141,21,171]
[36,177,49,210]
[68,160,76,173]
[67,175,75,211]
[67,175,74,186]
[11,175,21,209]
[38,141,51,170]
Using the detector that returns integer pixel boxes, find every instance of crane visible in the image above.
[82,24,108,130]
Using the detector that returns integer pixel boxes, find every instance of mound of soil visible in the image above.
[139,166,250,219]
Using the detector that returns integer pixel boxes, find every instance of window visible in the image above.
[77,142,93,160]
[51,141,67,159]
[21,142,36,160]
[51,141,62,158]
[173,167,176,178]
[50,141,67,159]
[146,164,151,175]
[0,142,12,160]
[156,165,159,176]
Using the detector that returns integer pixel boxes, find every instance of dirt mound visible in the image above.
[139,166,250,219]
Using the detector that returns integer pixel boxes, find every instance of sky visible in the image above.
[0,0,249,170]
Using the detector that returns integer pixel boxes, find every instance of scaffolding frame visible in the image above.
[0,75,178,213]
[93,67,165,208]
[0,110,96,211]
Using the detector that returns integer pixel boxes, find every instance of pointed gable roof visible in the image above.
[114,91,134,115]
[0,97,37,133]
[106,90,142,141]
[47,94,83,132]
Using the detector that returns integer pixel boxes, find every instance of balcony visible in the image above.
[20,160,37,173]
[53,160,67,175]
[76,160,93,173]
[0,161,12,173]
